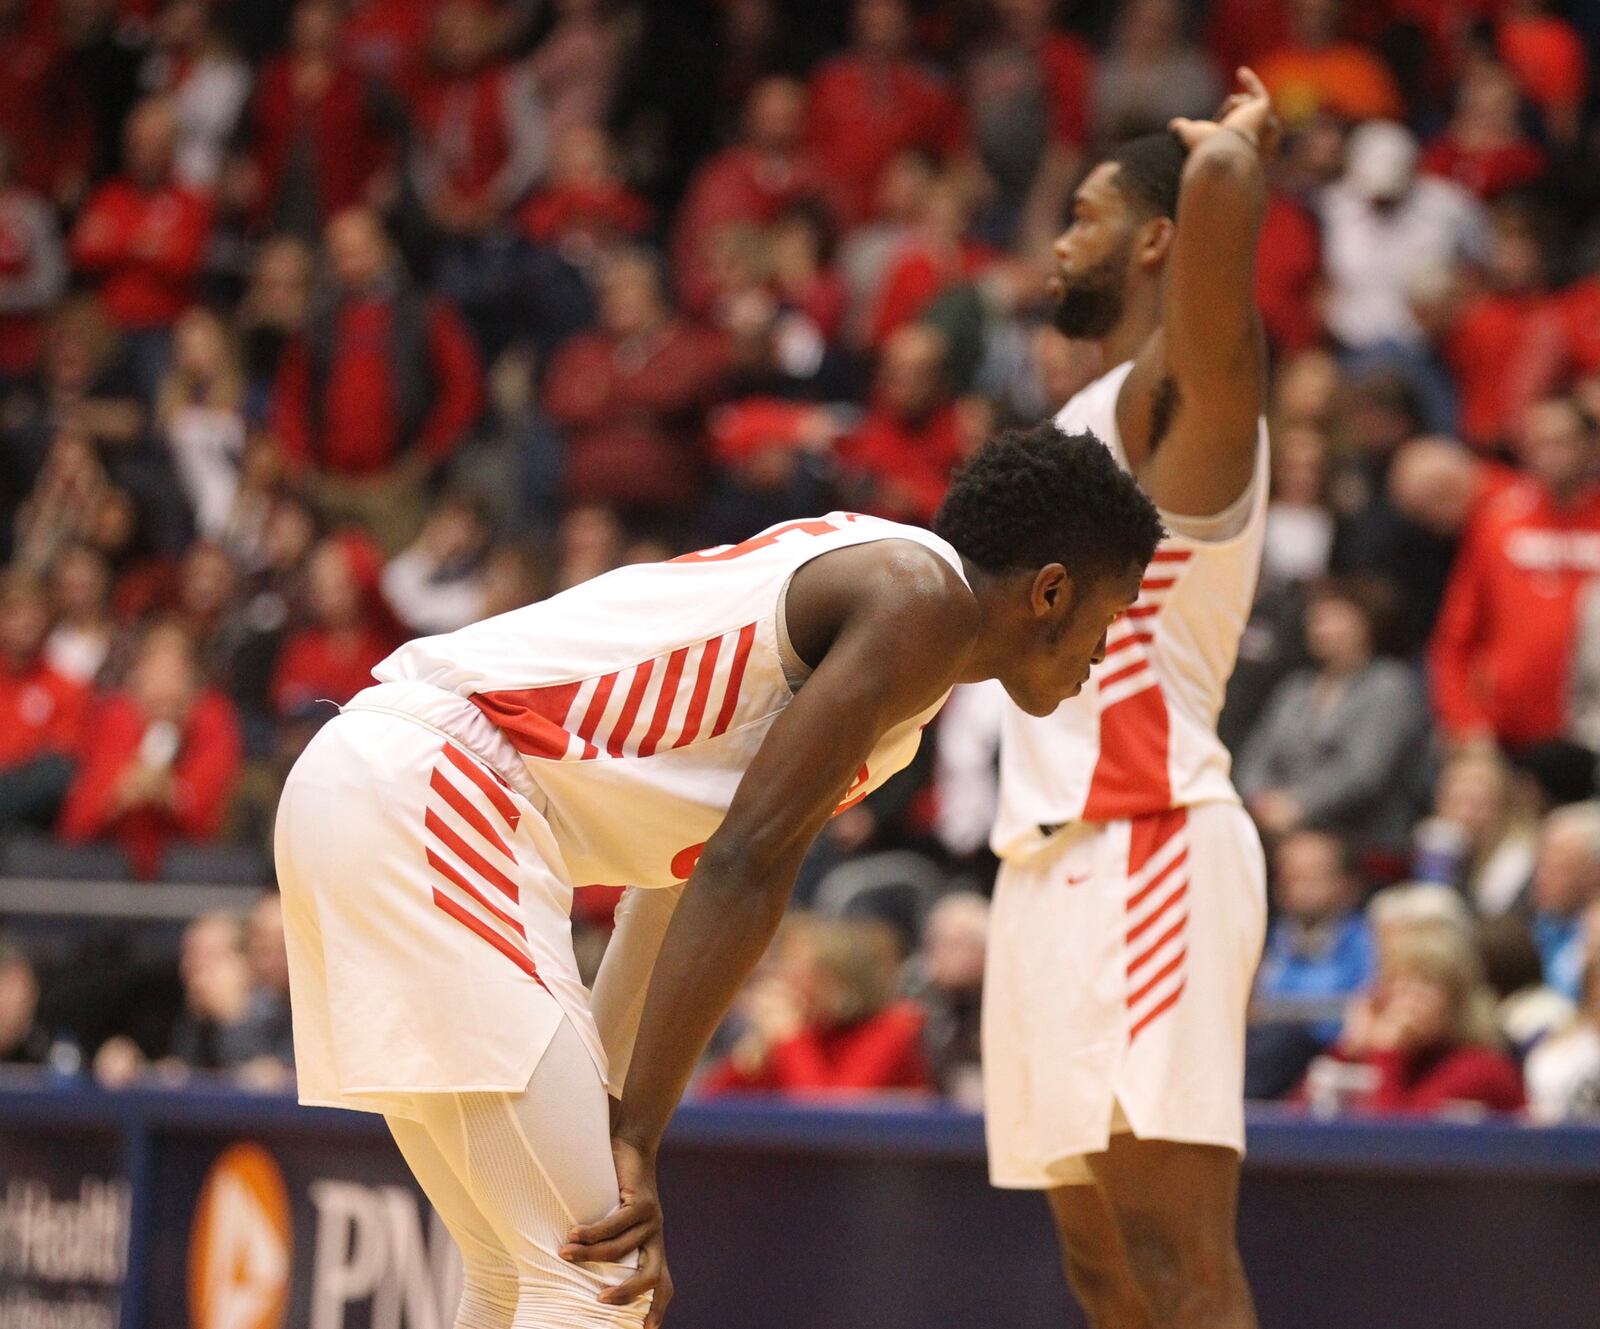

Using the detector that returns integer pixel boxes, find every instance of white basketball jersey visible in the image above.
[361,513,965,889]
[992,362,1269,859]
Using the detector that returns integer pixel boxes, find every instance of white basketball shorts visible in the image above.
[275,706,606,1116]
[983,800,1266,1189]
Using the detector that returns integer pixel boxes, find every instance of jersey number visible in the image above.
[670,516,858,564]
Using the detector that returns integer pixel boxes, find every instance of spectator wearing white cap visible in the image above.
[1318,121,1489,351]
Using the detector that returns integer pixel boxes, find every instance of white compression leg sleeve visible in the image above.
[392,1017,650,1329]
[387,1115,520,1329]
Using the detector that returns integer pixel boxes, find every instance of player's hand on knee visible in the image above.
[559,1138,672,1320]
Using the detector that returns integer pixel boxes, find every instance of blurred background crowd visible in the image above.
[2,0,1600,1124]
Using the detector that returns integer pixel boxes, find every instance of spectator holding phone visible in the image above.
[58,623,241,876]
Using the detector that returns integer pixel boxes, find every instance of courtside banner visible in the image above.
[0,1121,130,1329]
[145,1128,462,1329]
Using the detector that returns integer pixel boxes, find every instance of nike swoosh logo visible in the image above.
[1065,874,1090,887]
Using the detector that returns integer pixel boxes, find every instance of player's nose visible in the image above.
[1091,630,1109,665]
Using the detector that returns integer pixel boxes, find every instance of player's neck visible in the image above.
[1096,286,1161,371]
[956,561,1018,686]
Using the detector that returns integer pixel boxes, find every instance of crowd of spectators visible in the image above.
[2,0,1600,1123]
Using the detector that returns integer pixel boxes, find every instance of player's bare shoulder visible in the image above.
[785,538,979,686]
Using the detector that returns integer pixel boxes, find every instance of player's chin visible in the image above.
[1023,686,1076,716]
[1055,677,1088,706]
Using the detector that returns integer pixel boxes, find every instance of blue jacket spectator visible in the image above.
[1246,829,1375,1098]
[1530,803,1600,1000]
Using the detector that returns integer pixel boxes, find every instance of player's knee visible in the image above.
[1118,1213,1237,1316]
[455,1261,518,1328]
[1054,1206,1126,1282]
[512,1266,649,1328]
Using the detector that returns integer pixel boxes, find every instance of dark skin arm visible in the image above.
[1119,69,1276,519]
[560,541,979,1323]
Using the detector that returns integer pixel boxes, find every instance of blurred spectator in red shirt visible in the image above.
[409,0,550,353]
[0,0,86,205]
[1563,275,1600,381]
[246,0,394,238]
[0,135,65,380]
[270,207,482,551]
[341,0,441,86]
[270,531,394,718]
[674,77,832,317]
[1307,921,1524,1116]
[1431,397,1600,749]
[70,97,214,336]
[701,916,933,1096]
[1256,0,1404,126]
[804,0,965,225]
[963,0,1093,249]
[544,248,729,516]
[409,0,547,240]
[1497,0,1588,145]
[868,175,992,347]
[59,622,242,878]
[0,571,89,831]
[141,0,251,192]
[1421,62,1545,203]
[1206,0,1289,77]
[1255,191,1323,354]
[518,123,651,265]
[1443,198,1568,452]
[839,323,964,523]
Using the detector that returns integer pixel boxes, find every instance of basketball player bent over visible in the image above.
[275,428,1161,1328]
[983,75,1279,1329]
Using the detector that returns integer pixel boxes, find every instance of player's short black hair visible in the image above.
[1102,131,1187,220]
[934,424,1164,584]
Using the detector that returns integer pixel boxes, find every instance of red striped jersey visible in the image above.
[992,362,1269,857]
[363,513,966,889]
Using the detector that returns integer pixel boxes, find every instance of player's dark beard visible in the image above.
[1051,245,1130,340]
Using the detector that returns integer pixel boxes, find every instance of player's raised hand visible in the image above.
[1170,68,1282,160]
[560,1137,674,1327]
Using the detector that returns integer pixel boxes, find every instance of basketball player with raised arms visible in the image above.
[274,426,1162,1328]
[982,74,1279,1329]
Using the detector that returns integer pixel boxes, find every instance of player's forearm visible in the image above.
[612,845,800,1155]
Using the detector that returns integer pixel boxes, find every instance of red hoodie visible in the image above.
[58,690,241,878]
[69,178,214,330]
[0,655,89,768]
[1431,476,1600,745]
[700,1000,933,1096]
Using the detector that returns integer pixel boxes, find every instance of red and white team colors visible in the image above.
[984,361,1271,1188]
[275,513,964,1116]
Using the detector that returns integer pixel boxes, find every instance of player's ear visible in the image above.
[1139,216,1175,268]
[1031,564,1073,619]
